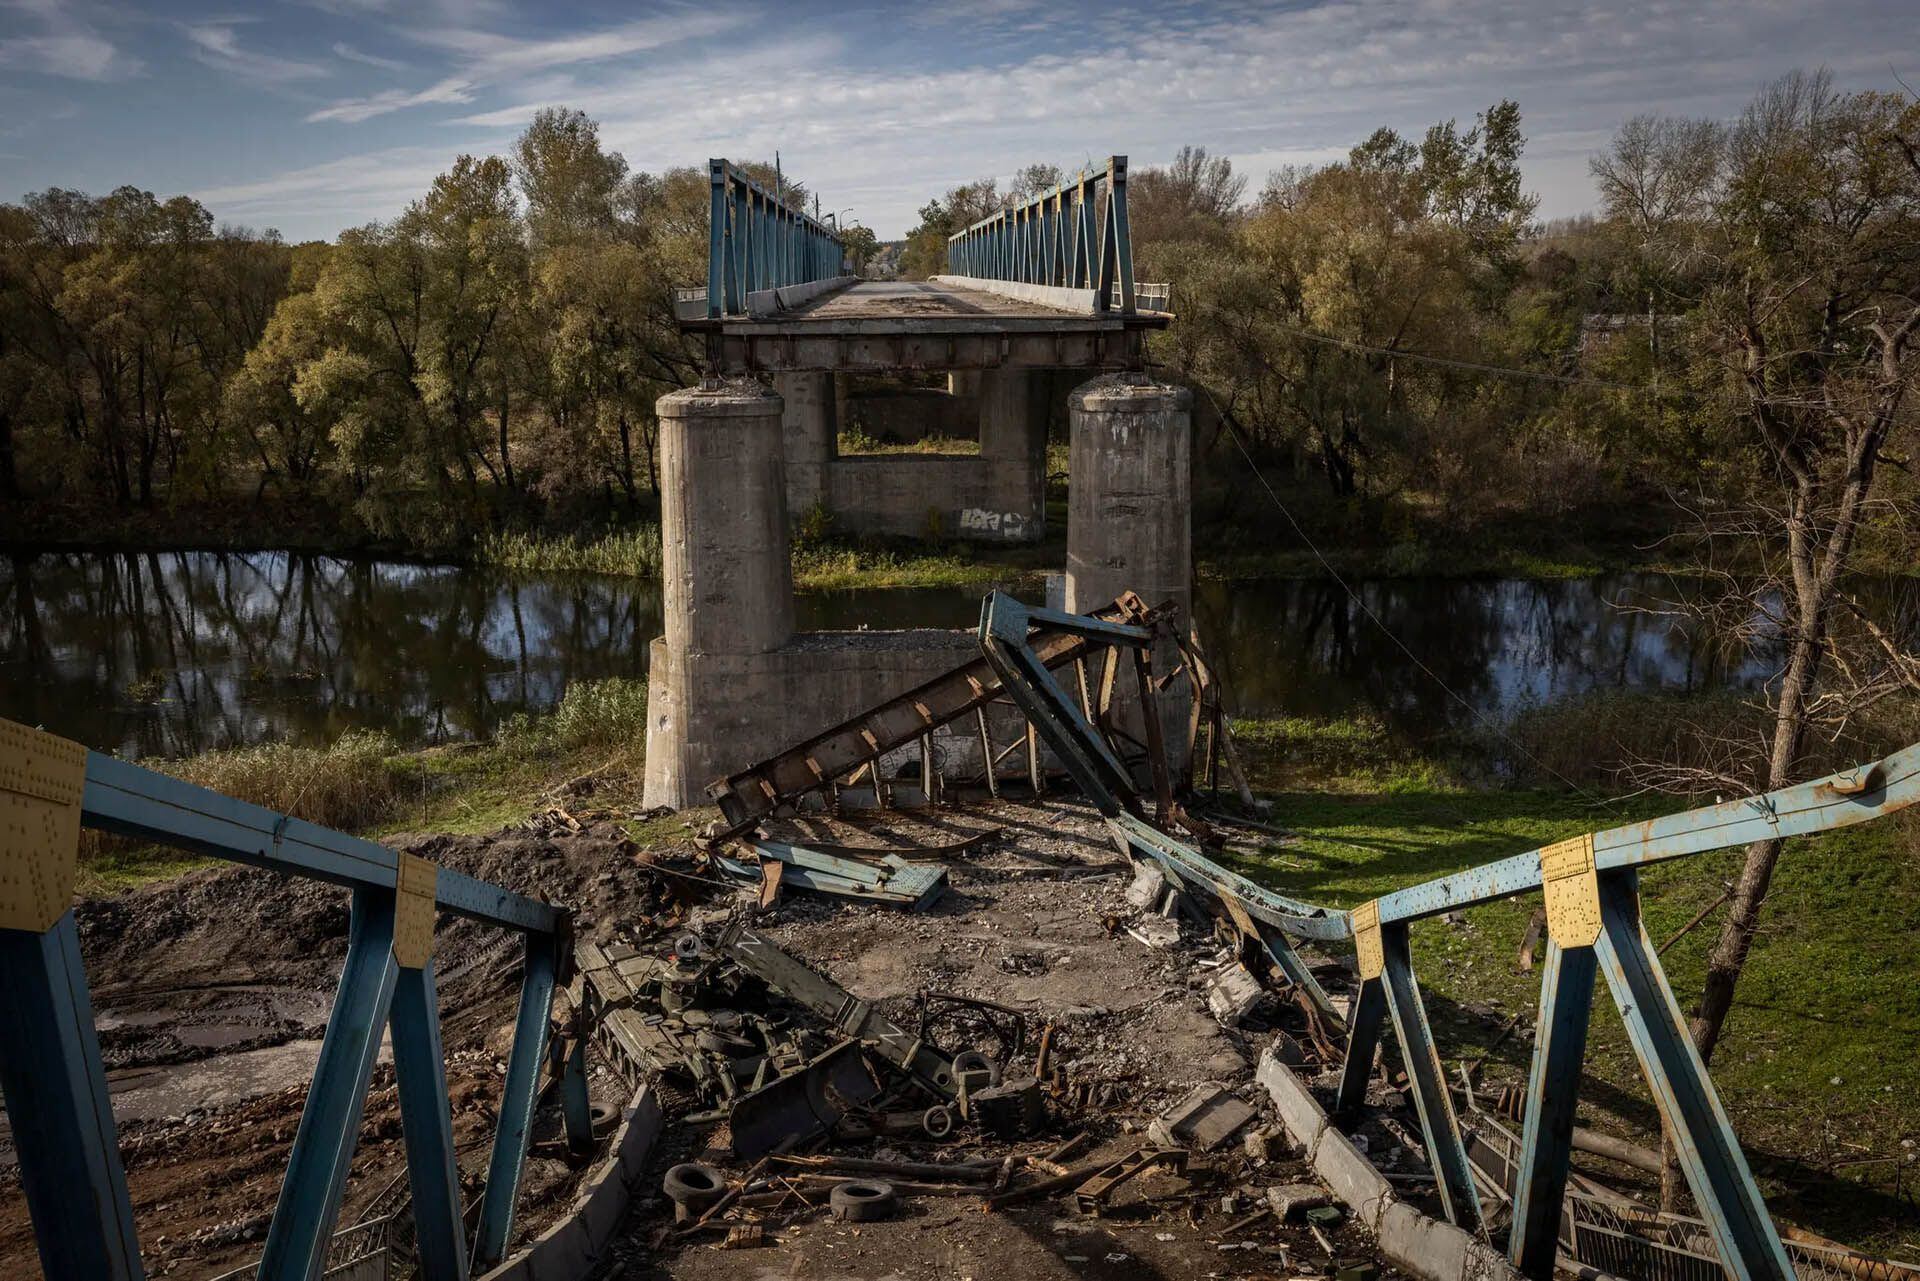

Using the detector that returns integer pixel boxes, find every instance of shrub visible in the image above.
[503,676,649,753]
[168,729,407,830]
[479,524,663,578]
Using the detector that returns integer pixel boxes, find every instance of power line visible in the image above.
[1195,302,1657,396]
[1174,368,1626,813]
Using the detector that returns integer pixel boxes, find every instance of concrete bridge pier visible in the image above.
[974,368,1046,542]
[1065,374,1194,773]
[774,372,835,520]
[643,381,796,810]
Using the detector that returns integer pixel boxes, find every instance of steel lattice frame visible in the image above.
[0,722,582,1281]
[974,589,1919,1281]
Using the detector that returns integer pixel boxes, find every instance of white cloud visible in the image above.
[410,10,743,77]
[181,0,1920,239]
[332,41,411,72]
[0,0,139,81]
[307,76,476,123]
[0,32,127,80]
[185,23,330,82]
[193,143,461,226]
[304,8,744,126]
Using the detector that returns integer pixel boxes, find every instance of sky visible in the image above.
[1,0,1915,242]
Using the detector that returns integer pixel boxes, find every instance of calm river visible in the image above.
[4,550,1891,760]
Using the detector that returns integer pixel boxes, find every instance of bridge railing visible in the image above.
[975,590,1918,1281]
[0,717,581,1281]
[700,158,847,319]
[946,156,1164,314]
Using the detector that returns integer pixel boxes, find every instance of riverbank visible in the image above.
[6,491,1697,588]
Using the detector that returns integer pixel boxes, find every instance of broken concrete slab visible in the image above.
[1265,1183,1332,1220]
[1129,915,1180,949]
[1205,962,1264,1027]
[1148,1082,1257,1152]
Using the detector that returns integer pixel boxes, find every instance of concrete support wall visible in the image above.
[644,630,982,809]
[1066,374,1193,771]
[977,368,1046,542]
[774,372,836,519]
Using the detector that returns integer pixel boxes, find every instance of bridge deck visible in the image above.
[784,279,1083,322]
[692,279,1165,373]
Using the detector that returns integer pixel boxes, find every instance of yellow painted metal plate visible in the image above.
[1540,832,1600,947]
[0,719,88,933]
[393,851,438,968]
[1351,899,1383,980]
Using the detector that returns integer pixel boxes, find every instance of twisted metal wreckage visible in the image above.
[4,590,1917,1281]
[713,589,1920,1281]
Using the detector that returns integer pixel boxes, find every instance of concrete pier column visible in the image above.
[643,381,795,809]
[1066,374,1193,775]
[971,367,1045,542]
[774,372,835,520]
[1065,374,1192,617]
[946,370,982,400]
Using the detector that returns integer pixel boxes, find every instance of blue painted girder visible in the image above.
[258,887,401,1281]
[0,913,145,1281]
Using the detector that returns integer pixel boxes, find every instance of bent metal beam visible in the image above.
[973,592,1920,1281]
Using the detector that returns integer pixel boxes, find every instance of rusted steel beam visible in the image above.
[705,595,1159,836]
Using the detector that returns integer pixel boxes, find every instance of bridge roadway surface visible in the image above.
[693,278,1165,373]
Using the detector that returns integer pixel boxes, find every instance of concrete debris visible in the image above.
[1126,861,1168,911]
[1128,915,1180,949]
[1149,1082,1259,1152]
[1266,1183,1334,1220]
[1205,962,1265,1027]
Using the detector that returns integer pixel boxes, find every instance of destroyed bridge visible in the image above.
[2,154,1914,1281]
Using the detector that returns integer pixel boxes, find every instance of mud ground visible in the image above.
[2,792,1412,1280]
[583,799,1412,1281]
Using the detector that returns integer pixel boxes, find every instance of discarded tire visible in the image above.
[589,1101,620,1133]
[829,1178,898,1222]
[662,1162,727,1214]
[921,1105,955,1139]
[952,1049,1003,1087]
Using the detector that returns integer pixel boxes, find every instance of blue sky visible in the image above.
[1,0,1915,242]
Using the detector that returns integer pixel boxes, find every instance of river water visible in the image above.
[4,550,1893,760]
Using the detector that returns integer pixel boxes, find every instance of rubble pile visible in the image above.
[560,800,1408,1279]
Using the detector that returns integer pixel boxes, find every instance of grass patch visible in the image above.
[837,429,981,456]
[478,524,664,577]
[79,678,652,890]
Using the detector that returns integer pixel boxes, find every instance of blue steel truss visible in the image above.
[945,156,1137,313]
[0,723,579,1281]
[706,158,847,318]
[973,590,1919,1281]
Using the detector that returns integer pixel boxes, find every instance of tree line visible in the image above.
[0,111,816,548]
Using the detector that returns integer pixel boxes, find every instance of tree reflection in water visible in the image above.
[4,553,1911,760]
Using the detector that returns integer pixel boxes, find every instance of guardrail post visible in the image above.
[1594,869,1792,1281]
[1336,975,1387,1112]
[472,929,561,1269]
[258,886,402,1281]
[388,853,467,1281]
[1509,938,1597,1278]
[1379,920,1483,1230]
[0,722,144,1281]
[0,917,146,1280]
